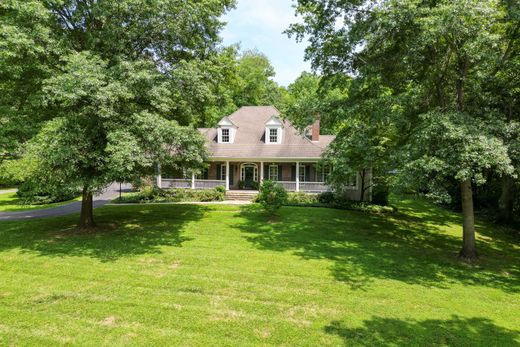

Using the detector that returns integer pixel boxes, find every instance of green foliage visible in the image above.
[288,0,520,252]
[287,192,320,204]
[24,50,208,202]
[256,180,288,214]
[282,72,348,134]
[117,187,225,203]
[233,50,283,108]
[16,180,79,205]
[401,111,513,201]
[284,191,395,214]
[0,158,36,186]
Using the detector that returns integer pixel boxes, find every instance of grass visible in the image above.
[0,196,518,346]
[0,192,80,212]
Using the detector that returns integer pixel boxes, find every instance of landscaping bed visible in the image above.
[113,186,226,203]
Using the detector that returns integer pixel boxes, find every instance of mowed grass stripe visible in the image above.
[0,199,519,346]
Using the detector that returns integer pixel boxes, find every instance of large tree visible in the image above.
[233,49,284,108]
[289,0,516,260]
[1,0,234,228]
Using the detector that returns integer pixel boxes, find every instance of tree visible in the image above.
[2,0,234,228]
[324,119,395,202]
[26,53,207,228]
[282,72,348,134]
[234,50,283,107]
[0,0,60,159]
[288,0,516,260]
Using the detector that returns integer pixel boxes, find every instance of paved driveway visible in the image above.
[0,183,132,221]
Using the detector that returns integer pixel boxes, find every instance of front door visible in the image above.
[244,166,254,189]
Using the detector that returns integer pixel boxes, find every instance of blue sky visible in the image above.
[220,0,311,87]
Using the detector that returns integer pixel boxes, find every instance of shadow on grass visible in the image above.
[0,204,209,262]
[236,203,520,292]
[324,316,520,346]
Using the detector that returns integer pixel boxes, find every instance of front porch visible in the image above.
[157,161,331,193]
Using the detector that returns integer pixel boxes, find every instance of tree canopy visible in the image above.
[288,0,519,259]
[1,0,234,227]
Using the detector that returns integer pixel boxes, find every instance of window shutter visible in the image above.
[291,165,296,181]
[216,164,221,180]
[305,166,310,182]
[264,165,268,180]
[229,165,234,185]
[278,165,283,181]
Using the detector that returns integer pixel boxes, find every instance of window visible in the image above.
[268,165,278,181]
[318,166,330,182]
[221,165,227,180]
[221,128,230,143]
[269,128,278,143]
[298,165,306,182]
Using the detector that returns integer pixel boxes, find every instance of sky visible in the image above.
[220,0,311,87]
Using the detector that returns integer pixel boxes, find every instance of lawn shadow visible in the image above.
[324,316,520,346]
[236,204,520,292]
[0,204,209,262]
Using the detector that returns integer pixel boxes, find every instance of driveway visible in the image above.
[0,183,132,221]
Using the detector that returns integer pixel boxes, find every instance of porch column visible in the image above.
[225,161,230,191]
[191,172,195,190]
[156,163,162,188]
[260,161,264,182]
[295,161,300,192]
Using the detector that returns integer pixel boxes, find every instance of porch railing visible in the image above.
[161,179,191,189]
[194,179,225,189]
[161,178,329,192]
[276,181,297,191]
[275,181,329,192]
[300,181,330,193]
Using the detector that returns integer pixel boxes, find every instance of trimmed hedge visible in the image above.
[115,186,225,203]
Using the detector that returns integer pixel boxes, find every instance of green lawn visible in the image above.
[0,192,80,212]
[0,197,518,346]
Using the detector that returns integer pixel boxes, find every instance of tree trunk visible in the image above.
[459,179,478,260]
[359,169,366,202]
[498,176,515,224]
[79,186,95,229]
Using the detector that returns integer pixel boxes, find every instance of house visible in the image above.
[157,106,370,199]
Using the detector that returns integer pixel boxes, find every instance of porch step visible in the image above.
[225,190,258,201]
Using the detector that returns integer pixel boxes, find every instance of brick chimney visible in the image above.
[311,117,320,141]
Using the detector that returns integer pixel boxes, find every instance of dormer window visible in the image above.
[269,128,278,143]
[217,116,237,143]
[265,115,283,144]
[221,128,230,143]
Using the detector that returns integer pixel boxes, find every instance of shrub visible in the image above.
[257,180,288,214]
[287,192,320,205]
[317,191,335,204]
[214,185,226,194]
[17,179,79,205]
[115,186,224,203]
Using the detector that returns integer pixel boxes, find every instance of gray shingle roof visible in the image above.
[198,106,335,159]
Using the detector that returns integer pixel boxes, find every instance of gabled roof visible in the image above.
[199,106,335,159]
[217,116,237,127]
